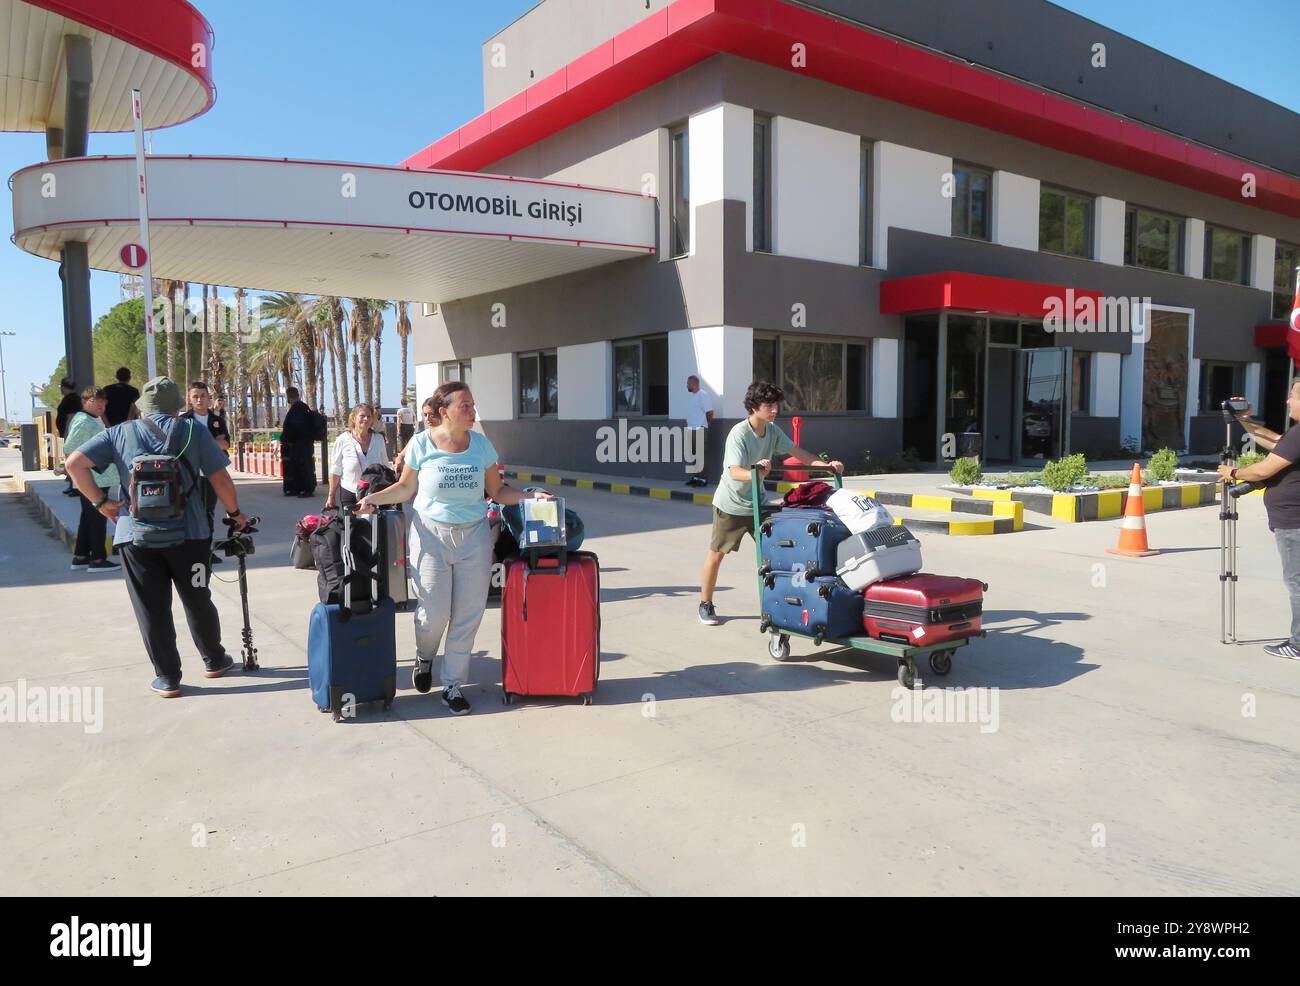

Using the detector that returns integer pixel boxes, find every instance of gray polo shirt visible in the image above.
[78,413,231,546]
[711,418,793,516]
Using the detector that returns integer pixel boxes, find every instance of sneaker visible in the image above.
[151,675,182,698]
[203,654,235,678]
[70,556,90,570]
[412,658,433,694]
[1264,641,1300,661]
[441,685,471,716]
[698,601,721,626]
[85,559,119,573]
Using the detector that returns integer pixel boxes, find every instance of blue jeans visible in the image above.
[1273,527,1300,646]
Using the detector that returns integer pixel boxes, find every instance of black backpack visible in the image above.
[310,512,346,605]
[311,410,329,441]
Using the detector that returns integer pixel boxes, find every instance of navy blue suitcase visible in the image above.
[761,572,864,639]
[308,597,397,721]
[759,508,850,578]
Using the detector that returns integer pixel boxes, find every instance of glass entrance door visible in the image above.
[1016,348,1071,461]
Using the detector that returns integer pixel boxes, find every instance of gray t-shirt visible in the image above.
[711,418,794,516]
[78,413,231,546]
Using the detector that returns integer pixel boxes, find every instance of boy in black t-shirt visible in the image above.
[102,367,140,426]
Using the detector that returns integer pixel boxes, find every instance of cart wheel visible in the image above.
[502,691,513,706]
[928,650,954,676]
[768,633,792,662]
[897,660,917,690]
[581,693,593,706]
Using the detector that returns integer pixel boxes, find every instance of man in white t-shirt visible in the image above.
[685,375,714,487]
[397,398,416,453]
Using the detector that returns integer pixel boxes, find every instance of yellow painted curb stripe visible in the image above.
[649,488,671,500]
[1180,484,1201,507]
[992,500,1024,530]
[612,483,630,494]
[970,488,1012,501]
[515,471,532,482]
[775,481,797,493]
[545,474,561,486]
[693,492,713,505]
[1051,494,1077,522]
[576,479,594,489]
[949,519,995,536]
[1097,490,1123,519]
[912,494,953,512]
[1142,487,1162,512]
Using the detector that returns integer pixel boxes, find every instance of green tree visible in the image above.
[41,298,148,407]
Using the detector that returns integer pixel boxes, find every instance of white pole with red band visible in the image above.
[131,89,158,379]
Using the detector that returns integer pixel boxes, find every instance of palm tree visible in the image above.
[259,292,319,409]
[157,278,182,380]
[396,301,412,413]
[370,300,390,411]
[234,288,249,431]
[313,298,342,425]
[181,282,192,387]
[349,298,373,408]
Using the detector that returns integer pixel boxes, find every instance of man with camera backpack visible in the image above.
[64,377,252,697]
[1219,384,1300,662]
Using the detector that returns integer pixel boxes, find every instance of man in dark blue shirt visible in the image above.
[65,377,252,697]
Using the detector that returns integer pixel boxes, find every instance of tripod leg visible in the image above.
[238,556,259,671]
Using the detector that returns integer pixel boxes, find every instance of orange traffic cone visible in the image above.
[1107,464,1159,557]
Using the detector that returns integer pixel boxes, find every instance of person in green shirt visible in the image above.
[63,386,121,572]
[698,380,843,625]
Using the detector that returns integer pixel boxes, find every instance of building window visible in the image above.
[1124,205,1184,274]
[517,351,557,417]
[1273,241,1299,319]
[440,361,472,386]
[1072,352,1090,413]
[752,335,869,412]
[1204,225,1251,286]
[859,140,873,265]
[753,116,772,252]
[613,336,669,416]
[951,163,992,240]
[669,125,690,257]
[1199,361,1245,414]
[1040,186,1094,259]
[420,302,438,318]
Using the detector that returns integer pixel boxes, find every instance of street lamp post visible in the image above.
[0,331,15,424]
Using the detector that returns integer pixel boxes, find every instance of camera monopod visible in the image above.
[217,514,261,671]
[1220,398,1261,644]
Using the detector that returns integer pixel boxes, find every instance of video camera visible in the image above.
[1221,396,1250,420]
[213,515,260,559]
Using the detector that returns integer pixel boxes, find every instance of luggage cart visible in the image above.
[751,466,976,689]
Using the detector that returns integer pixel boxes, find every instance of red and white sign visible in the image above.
[120,243,148,269]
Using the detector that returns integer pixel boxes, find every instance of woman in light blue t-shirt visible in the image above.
[358,382,552,716]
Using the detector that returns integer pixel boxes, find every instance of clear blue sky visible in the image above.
[1,0,1296,420]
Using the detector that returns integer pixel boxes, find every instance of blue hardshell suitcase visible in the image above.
[761,572,864,639]
[307,597,397,721]
[759,508,851,578]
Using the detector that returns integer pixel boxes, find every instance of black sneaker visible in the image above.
[151,675,182,698]
[203,654,235,678]
[412,658,433,693]
[442,685,471,716]
[1263,641,1300,661]
[698,601,721,625]
[70,556,90,570]
[86,559,119,573]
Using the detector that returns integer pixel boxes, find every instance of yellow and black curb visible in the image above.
[17,475,114,556]
[949,480,1220,522]
[505,470,1022,535]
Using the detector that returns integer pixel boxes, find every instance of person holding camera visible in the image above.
[1218,384,1300,661]
[357,382,551,716]
[64,377,252,697]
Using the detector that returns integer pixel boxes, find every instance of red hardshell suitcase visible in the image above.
[862,574,986,646]
[501,550,600,705]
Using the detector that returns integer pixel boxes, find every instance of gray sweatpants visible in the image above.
[1274,527,1300,647]
[410,514,493,689]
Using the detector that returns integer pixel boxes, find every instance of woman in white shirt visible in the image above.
[325,404,390,511]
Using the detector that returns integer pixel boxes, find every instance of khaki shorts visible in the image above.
[710,506,757,553]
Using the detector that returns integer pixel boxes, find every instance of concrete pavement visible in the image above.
[2,455,1298,895]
